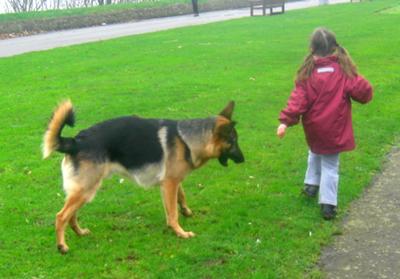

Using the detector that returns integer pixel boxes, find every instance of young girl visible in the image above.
[277,27,373,220]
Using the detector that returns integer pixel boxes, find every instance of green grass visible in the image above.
[1,0,400,278]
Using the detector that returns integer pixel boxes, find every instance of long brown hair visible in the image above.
[296,27,358,82]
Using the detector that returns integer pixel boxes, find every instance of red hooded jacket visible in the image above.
[279,56,373,154]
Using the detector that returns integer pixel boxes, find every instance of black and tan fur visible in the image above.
[43,100,244,254]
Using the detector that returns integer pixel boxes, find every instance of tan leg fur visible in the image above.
[161,179,195,238]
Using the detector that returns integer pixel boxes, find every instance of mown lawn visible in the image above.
[1,0,399,278]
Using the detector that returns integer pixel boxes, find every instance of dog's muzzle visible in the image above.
[218,146,245,167]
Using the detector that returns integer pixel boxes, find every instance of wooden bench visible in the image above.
[249,0,285,16]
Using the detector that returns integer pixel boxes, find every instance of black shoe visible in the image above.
[302,184,319,197]
[321,204,337,220]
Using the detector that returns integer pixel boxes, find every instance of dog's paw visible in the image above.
[177,230,196,238]
[181,207,193,217]
[57,244,69,254]
[78,228,91,236]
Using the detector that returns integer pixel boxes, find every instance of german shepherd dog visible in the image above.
[43,100,244,254]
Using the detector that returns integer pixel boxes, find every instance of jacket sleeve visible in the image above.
[346,75,373,104]
[279,81,310,126]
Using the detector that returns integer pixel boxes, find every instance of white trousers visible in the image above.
[304,150,339,206]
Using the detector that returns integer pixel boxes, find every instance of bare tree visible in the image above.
[6,0,48,12]
[5,0,158,12]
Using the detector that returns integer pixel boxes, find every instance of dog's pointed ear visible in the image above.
[219,101,235,120]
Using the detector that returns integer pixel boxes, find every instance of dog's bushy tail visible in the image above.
[42,100,77,159]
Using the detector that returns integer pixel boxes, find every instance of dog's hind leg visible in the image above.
[161,179,195,238]
[69,213,91,236]
[56,158,105,254]
[55,189,88,254]
[178,185,193,217]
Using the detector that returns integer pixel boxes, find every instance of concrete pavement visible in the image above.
[0,0,349,58]
[320,146,400,279]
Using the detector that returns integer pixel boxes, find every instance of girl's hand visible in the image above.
[277,124,287,139]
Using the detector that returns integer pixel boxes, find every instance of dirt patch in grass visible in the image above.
[380,5,400,13]
[115,254,139,263]
[203,258,228,267]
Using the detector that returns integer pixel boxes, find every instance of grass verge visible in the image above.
[0,0,250,36]
[0,0,190,22]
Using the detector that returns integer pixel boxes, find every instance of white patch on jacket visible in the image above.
[317,67,334,73]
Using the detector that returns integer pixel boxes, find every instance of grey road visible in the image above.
[0,0,349,58]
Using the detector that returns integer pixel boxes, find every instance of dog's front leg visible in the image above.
[178,184,193,217]
[161,179,195,238]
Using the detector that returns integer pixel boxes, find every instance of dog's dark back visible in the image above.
[74,117,175,169]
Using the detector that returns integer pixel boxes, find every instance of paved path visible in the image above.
[320,145,400,278]
[0,0,349,58]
